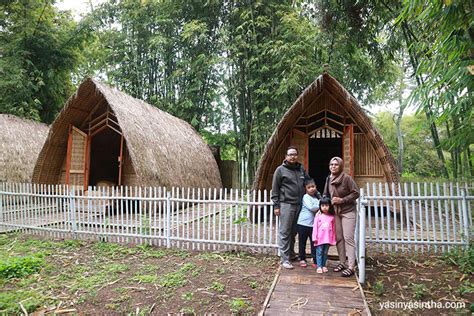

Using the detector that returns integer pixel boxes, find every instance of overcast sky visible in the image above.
[55,0,105,20]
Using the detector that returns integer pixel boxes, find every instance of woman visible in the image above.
[323,157,360,277]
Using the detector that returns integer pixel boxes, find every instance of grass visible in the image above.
[373,280,385,296]
[210,281,225,293]
[0,233,276,314]
[132,274,158,284]
[229,298,250,313]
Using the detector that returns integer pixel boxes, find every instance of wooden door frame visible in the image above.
[342,124,354,177]
[65,125,88,189]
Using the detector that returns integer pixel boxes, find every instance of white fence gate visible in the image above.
[356,182,473,283]
[0,183,279,253]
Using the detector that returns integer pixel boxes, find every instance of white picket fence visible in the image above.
[356,182,473,283]
[0,183,279,253]
[1,181,472,283]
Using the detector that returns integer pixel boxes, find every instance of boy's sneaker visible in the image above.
[281,261,294,269]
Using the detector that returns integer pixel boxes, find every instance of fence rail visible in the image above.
[0,183,279,254]
[1,181,472,284]
[356,181,473,283]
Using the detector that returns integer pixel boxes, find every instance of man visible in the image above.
[271,146,308,269]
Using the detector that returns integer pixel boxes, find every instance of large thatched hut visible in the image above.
[32,78,222,189]
[0,114,48,183]
[254,72,399,191]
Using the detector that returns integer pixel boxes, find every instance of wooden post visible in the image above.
[118,135,124,186]
[65,125,73,185]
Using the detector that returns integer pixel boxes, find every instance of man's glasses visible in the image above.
[287,153,298,157]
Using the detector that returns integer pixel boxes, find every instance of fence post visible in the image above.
[358,188,366,284]
[461,189,470,248]
[0,184,3,232]
[166,191,171,248]
[69,186,77,238]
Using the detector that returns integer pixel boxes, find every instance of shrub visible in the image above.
[442,245,474,274]
[0,256,45,279]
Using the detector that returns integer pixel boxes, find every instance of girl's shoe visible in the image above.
[311,263,317,268]
[322,267,328,273]
[299,260,308,267]
[316,267,323,274]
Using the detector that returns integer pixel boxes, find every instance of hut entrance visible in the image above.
[87,109,124,187]
[308,128,342,191]
[89,128,122,186]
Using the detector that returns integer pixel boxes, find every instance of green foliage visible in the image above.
[373,280,385,296]
[0,255,45,279]
[132,274,158,284]
[159,271,187,288]
[0,0,88,123]
[182,291,194,301]
[410,283,428,299]
[394,0,473,178]
[249,280,258,289]
[229,298,249,313]
[210,281,225,293]
[442,246,474,274]
[0,290,44,314]
[374,111,446,178]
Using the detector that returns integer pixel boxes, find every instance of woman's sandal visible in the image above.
[333,263,345,272]
[341,268,354,277]
[316,267,323,274]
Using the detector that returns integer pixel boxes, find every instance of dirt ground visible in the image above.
[0,233,278,315]
[363,250,473,315]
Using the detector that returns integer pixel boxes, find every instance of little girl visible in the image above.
[312,197,336,273]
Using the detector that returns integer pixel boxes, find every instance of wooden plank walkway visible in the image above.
[263,248,370,315]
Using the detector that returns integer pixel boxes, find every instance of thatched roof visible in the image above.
[0,114,48,183]
[253,72,399,190]
[33,78,222,189]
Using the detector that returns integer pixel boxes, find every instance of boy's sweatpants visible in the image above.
[297,224,316,263]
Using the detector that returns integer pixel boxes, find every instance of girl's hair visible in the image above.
[304,178,315,187]
[319,196,335,215]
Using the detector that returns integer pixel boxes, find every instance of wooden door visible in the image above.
[290,129,308,170]
[65,126,88,188]
[342,125,354,176]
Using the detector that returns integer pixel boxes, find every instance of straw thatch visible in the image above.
[253,72,399,190]
[0,114,48,183]
[32,78,222,189]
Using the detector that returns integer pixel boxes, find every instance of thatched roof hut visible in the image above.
[32,78,222,189]
[0,114,48,183]
[254,72,399,191]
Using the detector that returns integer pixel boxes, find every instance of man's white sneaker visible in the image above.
[282,261,294,269]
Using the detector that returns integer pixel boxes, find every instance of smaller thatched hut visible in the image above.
[0,114,48,183]
[254,72,400,192]
[32,78,222,189]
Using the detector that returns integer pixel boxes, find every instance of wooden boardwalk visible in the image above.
[263,248,370,315]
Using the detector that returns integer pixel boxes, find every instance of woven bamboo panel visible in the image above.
[354,134,383,176]
[121,148,138,186]
[290,129,307,169]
